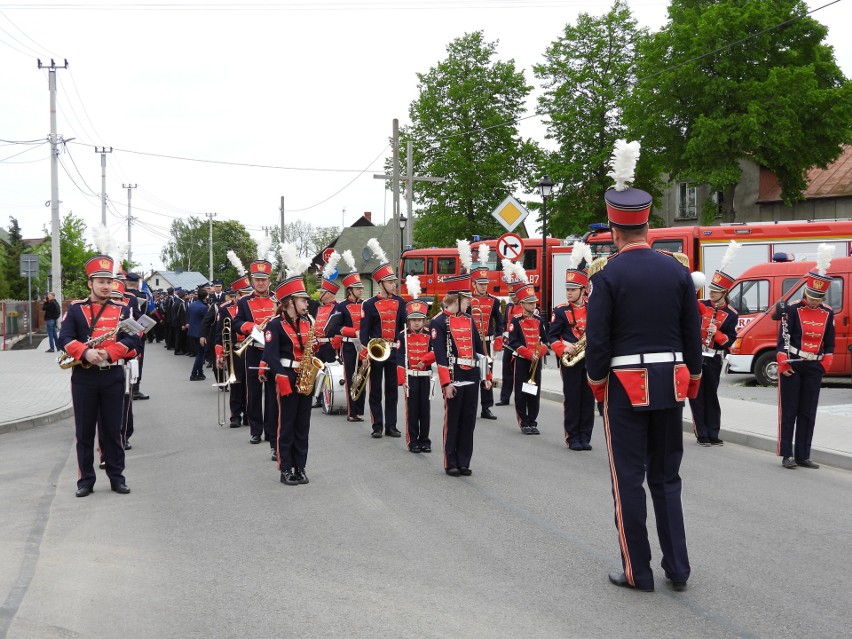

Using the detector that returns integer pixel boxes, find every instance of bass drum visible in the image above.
[316,361,347,415]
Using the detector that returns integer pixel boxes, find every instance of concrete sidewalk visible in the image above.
[2,340,849,471]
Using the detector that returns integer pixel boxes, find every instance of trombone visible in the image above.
[215,317,238,426]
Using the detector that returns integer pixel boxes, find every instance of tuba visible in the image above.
[349,338,391,401]
[296,315,324,395]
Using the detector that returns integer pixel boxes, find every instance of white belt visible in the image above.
[455,357,476,366]
[279,358,298,368]
[316,338,330,344]
[341,336,359,343]
[789,346,823,361]
[482,335,493,342]
[611,352,683,367]
[406,370,432,377]
[702,348,726,358]
[96,358,126,369]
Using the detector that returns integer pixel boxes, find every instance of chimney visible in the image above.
[363,211,372,222]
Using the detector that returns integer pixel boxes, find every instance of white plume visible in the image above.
[322,250,341,280]
[111,241,128,277]
[367,238,387,264]
[405,274,421,300]
[227,250,247,276]
[502,257,527,284]
[280,242,310,279]
[256,235,272,261]
[719,240,741,273]
[691,271,707,291]
[607,139,641,192]
[457,239,473,273]
[92,223,116,256]
[342,249,357,273]
[477,243,490,267]
[569,241,592,270]
[816,243,835,276]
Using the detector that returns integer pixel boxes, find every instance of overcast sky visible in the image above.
[1,0,849,274]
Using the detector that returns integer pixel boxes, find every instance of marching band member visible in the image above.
[263,258,318,486]
[690,242,740,447]
[58,244,141,498]
[216,275,252,427]
[327,250,366,422]
[314,252,343,366]
[431,273,491,476]
[776,244,835,470]
[360,238,407,439]
[548,242,595,450]
[469,242,504,420]
[508,279,549,435]
[585,140,702,593]
[396,276,436,453]
[124,272,150,400]
[495,260,526,407]
[233,238,278,451]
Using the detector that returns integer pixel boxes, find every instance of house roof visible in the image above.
[0,228,9,245]
[148,270,208,291]
[311,220,398,275]
[757,145,852,203]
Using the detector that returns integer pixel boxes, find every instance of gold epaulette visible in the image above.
[656,250,690,268]
[588,256,610,277]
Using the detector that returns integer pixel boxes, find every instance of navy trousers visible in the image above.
[559,362,595,446]
[499,348,515,403]
[404,375,431,448]
[368,355,398,432]
[688,355,723,439]
[244,347,278,445]
[342,345,366,419]
[603,378,690,589]
[778,360,824,460]
[513,358,542,429]
[276,390,312,471]
[72,366,126,489]
[443,380,478,470]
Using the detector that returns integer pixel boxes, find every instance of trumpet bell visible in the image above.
[367,338,391,362]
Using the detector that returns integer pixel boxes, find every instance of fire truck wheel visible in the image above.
[753,351,779,387]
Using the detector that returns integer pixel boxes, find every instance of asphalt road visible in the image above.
[2,345,851,639]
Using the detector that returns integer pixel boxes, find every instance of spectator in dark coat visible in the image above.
[188,289,209,380]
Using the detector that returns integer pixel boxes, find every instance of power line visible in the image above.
[0,140,48,162]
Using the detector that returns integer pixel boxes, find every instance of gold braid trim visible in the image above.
[588,256,610,277]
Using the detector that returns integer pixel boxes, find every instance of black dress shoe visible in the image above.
[495,400,509,406]
[459,467,472,476]
[280,469,299,486]
[782,456,797,469]
[133,391,149,400]
[250,435,261,444]
[270,449,277,462]
[608,572,653,592]
[295,468,309,484]
[521,426,533,435]
[480,408,497,420]
[409,445,421,453]
[99,459,106,469]
[696,437,712,446]
[75,486,94,498]
[110,482,131,494]
[229,417,241,428]
[710,438,724,446]
[420,445,432,453]
[796,458,819,469]
[189,375,202,381]
[569,442,584,451]
[124,442,132,450]
[530,426,540,435]
[371,430,383,439]
[445,467,461,477]
[666,578,688,592]
[386,428,402,438]
[583,443,593,451]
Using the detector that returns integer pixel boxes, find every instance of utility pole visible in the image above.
[122,183,137,266]
[261,225,273,237]
[404,140,444,248]
[205,212,217,282]
[341,206,346,232]
[375,121,444,265]
[279,196,285,237]
[95,146,112,225]
[38,58,68,307]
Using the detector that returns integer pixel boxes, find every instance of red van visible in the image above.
[726,257,852,385]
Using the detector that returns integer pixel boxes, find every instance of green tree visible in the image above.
[4,218,28,299]
[534,1,647,237]
[161,217,257,286]
[401,31,540,247]
[0,240,8,299]
[627,0,852,221]
[38,211,98,300]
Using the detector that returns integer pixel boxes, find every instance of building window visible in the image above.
[677,183,697,219]
[155,278,159,286]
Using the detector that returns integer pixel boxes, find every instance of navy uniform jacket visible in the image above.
[777,300,835,361]
[430,310,488,387]
[360,294,407,344]
[698,299,738,353]
[548,301,586,361]
[262,314,315,389]
[585,246,702,410]
[58,298,140,362]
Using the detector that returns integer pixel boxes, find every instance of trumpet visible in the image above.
[350,338,391,401]
[234,316,272,357]
[527,349,541,385]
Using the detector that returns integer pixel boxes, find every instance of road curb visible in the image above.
[541,388,851,472]
[0,404,74,435]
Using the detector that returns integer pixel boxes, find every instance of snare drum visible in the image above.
[317,361,347,415]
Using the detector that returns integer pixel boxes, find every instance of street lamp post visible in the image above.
[537,176,554,321]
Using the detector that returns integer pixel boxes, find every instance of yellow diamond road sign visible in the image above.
[492,195,529,233]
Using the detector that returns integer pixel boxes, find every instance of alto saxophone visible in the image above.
[561,334,586,367]
[57,325,122,369]
[295,315,324,395]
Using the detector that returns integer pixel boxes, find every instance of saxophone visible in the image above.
[561,334,586,367]
[295,315,324,395]
[57,325,122,369]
